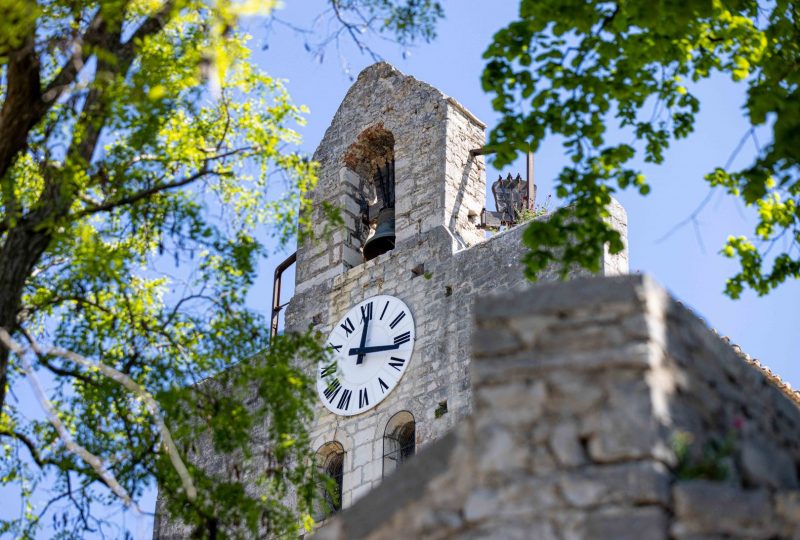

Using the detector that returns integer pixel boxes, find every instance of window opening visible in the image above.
[315,442,345,520]
[343,125,396,262]
[382,411,415,478]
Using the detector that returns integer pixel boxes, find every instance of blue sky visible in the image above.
[9,1,799,538]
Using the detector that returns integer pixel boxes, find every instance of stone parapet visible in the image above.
[315,274,800,540]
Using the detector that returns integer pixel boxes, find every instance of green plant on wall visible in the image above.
[672,430,736,481]
[515,194,552,224]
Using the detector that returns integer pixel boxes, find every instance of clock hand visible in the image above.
[348,343,401,356]
[356,314,370,365]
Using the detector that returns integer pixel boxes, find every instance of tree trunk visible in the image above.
[0,224,53,412]
[0,36,44,182]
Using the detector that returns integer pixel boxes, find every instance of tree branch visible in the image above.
[75,169,228,219]
[0,428,55,469]
[19,328,96,385]
[118,1,176,69]
[42,12,105,103]
[0,328,138,509]
[0,327,197,503]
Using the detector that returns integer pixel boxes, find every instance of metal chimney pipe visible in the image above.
[270,251,297,341]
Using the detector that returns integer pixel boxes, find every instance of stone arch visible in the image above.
[315,441,345,519]
[382,410,415,478]
[342,124,396,261]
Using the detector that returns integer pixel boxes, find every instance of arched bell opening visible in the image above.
[343,125,396,262]
[382,411,415,478]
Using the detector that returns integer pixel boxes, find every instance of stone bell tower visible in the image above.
[284,62,629,515]
[293,62,487,295]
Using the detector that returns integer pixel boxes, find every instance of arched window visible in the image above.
[382,411,415,478]
[315,441,345,519]
[343,125,396,262]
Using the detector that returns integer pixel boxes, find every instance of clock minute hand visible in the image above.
[348,343,401,356]
[356,315,369,365]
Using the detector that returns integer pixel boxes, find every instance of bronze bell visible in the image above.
[363,207,395,261]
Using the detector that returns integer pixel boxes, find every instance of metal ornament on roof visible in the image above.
[491,173,529,224]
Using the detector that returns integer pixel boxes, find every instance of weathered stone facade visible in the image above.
[315,274,800,540]
[295,62,490,290]
[285,63,628,509]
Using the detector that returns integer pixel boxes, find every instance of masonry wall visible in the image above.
[281,61,632,513]
[286,201,629,509]
[316,275,800,540]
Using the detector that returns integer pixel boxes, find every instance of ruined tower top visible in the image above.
[296,62,488,292]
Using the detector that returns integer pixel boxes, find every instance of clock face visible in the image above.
[317,295,415,416]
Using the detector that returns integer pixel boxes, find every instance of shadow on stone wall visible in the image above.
[315,274,800,540]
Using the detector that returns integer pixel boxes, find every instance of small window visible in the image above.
[382,411,415,478]
[315,441,345,520]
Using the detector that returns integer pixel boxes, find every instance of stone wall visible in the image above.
[154,212,628,539]
[287,200,628,509]
[315,275,800,540]
[283,61,631,512]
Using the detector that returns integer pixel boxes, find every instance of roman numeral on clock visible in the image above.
[340,317,355,336]
[360,302,373,321]
[378,378,389,393]
[337,388,352,411]
[388,356,405,371]
[358,388,369,408]
[328,342,342,353]
[379,301,390,320]
[320,362,336,378]
[389,311,406,329]
[394,331,411,345]
[324,378,342,402]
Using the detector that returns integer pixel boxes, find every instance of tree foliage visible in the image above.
[483,0,800,297]
[0,0,442,538]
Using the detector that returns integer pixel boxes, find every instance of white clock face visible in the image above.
[317,295,415,416]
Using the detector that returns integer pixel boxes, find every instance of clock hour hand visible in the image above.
[356,314,370,365]
[348,343,401,356]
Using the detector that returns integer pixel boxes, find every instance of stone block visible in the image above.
[462,521,557,540]
[473,341,656,387]
[672,480,774,537]
[585,506,667,540]
[741,438,799,489]
[544,371,606,416]
[463,488,500,522]
[549,422,587,467]
[471,325,522,357]
[352,447,372,468]
[558,462,670,508]
[475,425,527,475]
[473,274,654,321]
[473,380,546,426]
[342,244,364,269]
[776,490,800,523]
